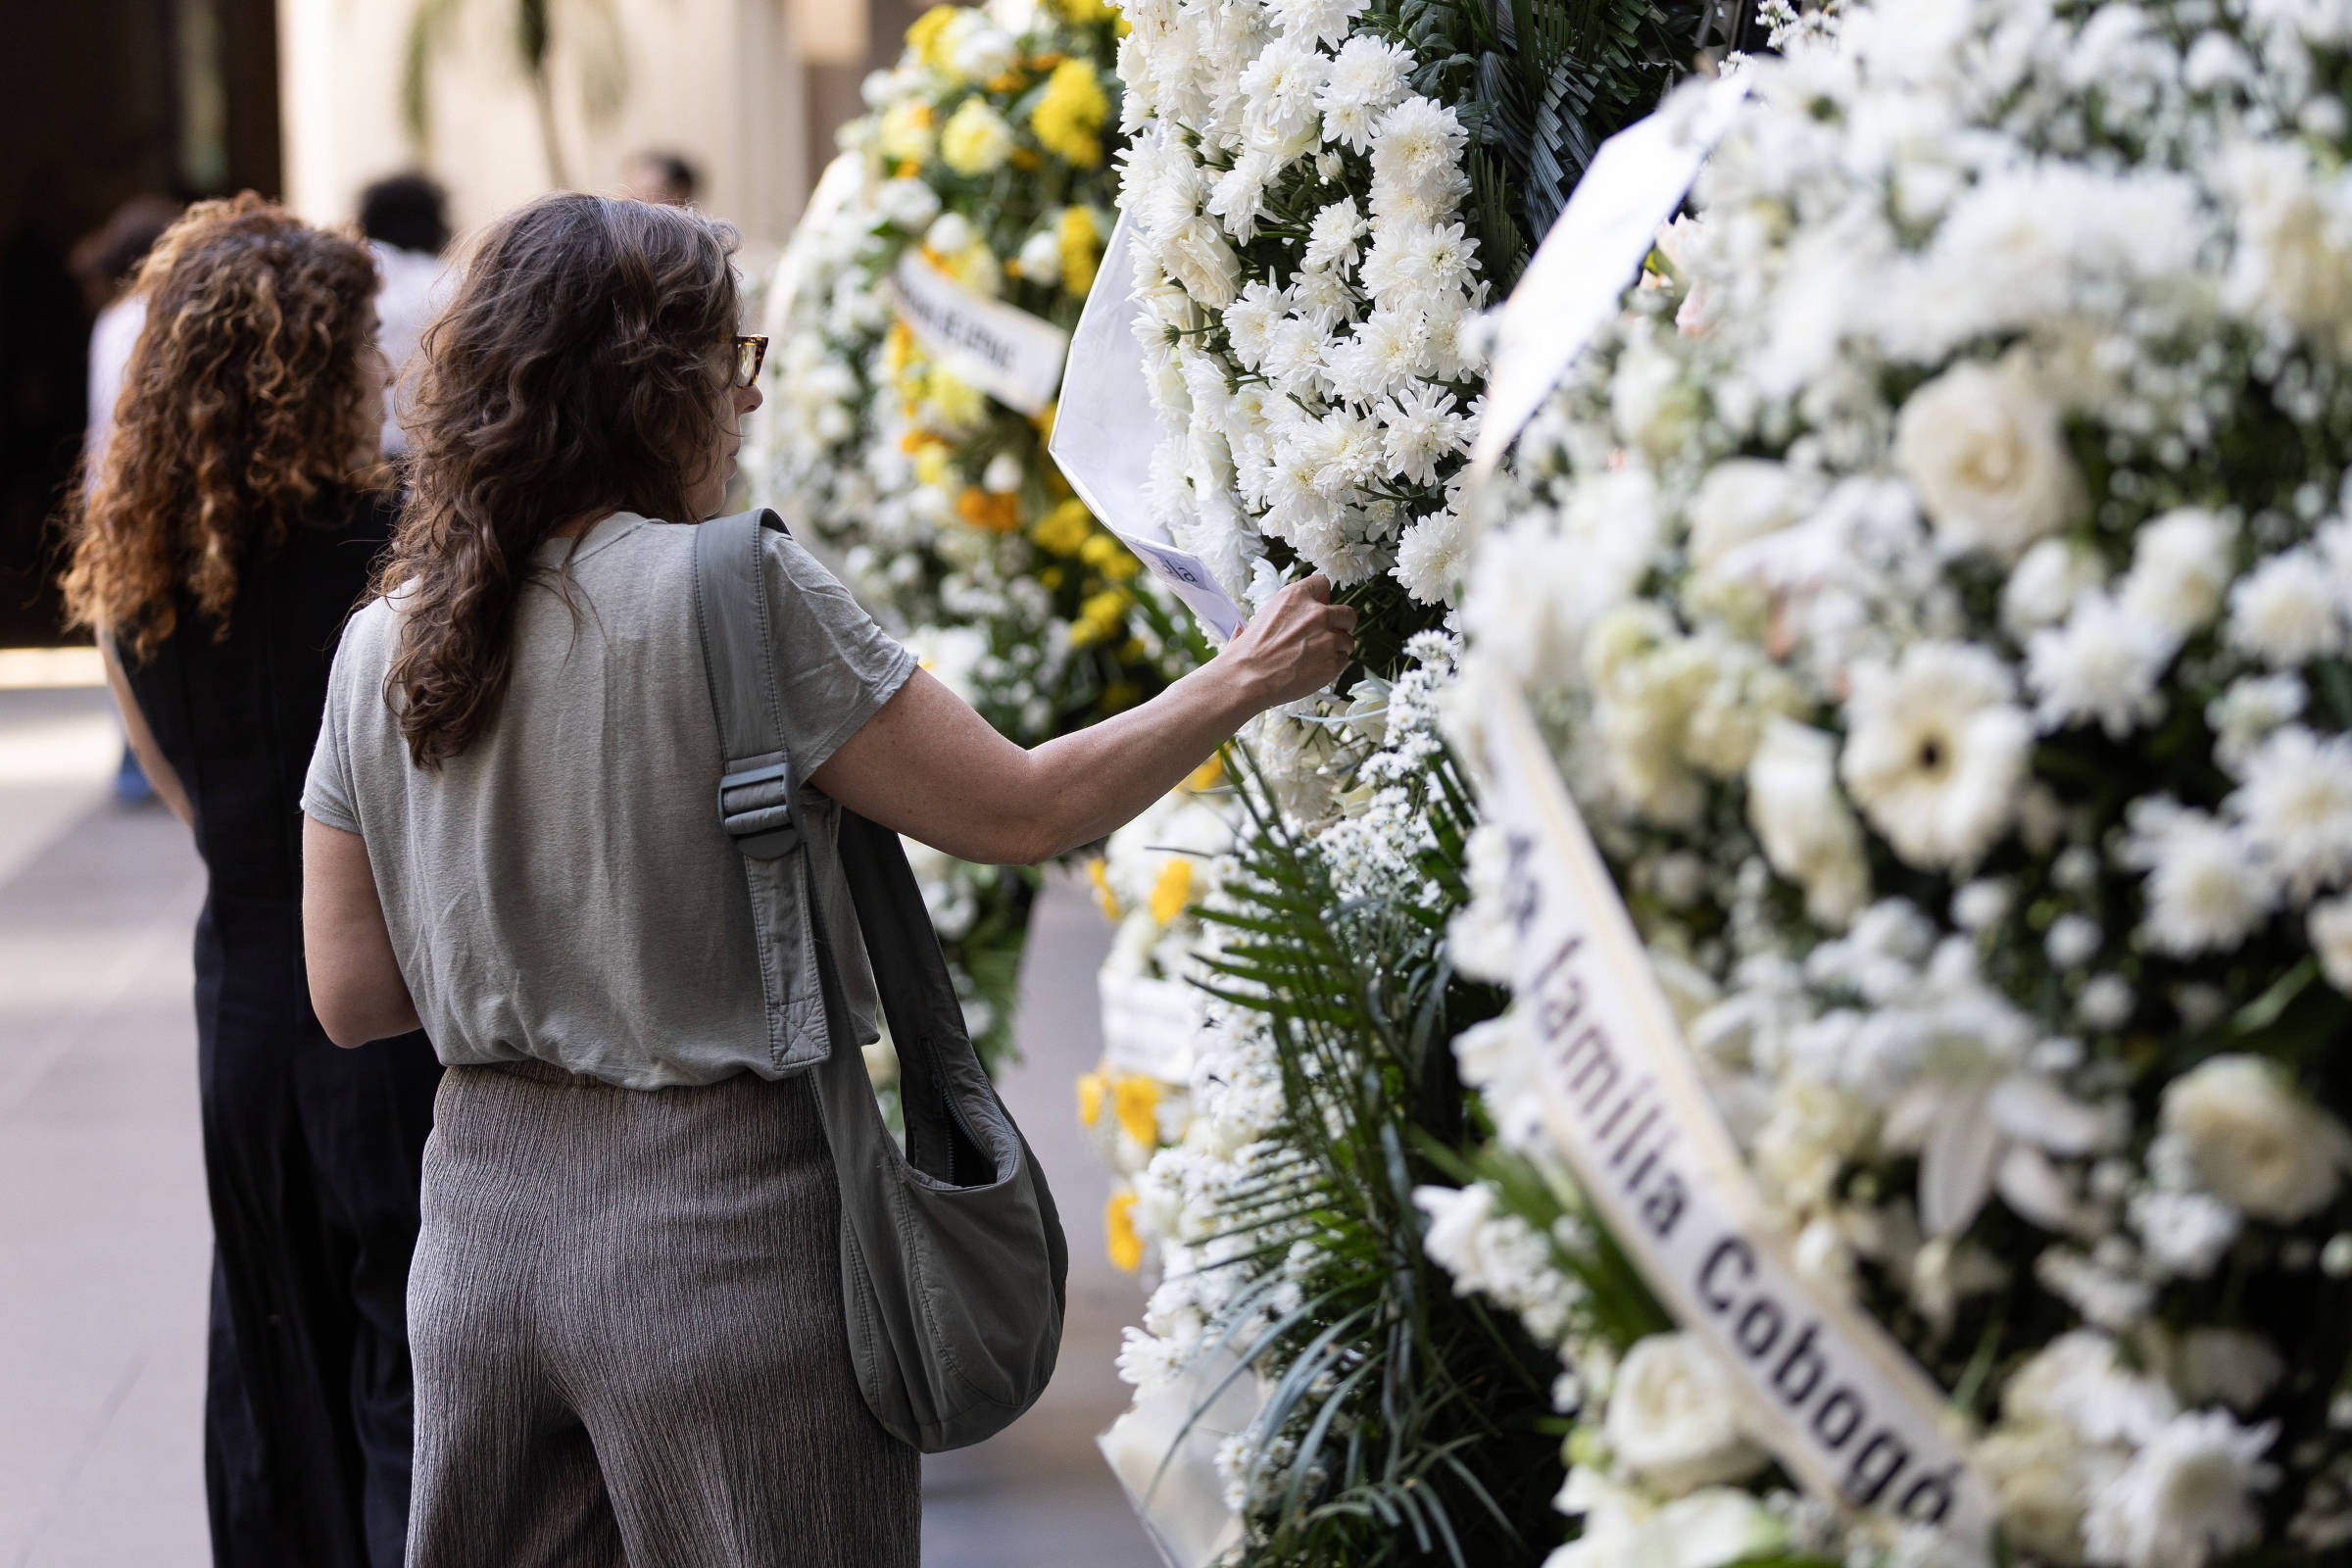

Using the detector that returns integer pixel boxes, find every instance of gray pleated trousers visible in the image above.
[405,1058,920,1568]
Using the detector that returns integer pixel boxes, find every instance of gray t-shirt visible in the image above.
[303,511,916,1089]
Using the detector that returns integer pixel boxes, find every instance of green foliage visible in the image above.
[1400,0,1710,295]
[1179,744,1563,1567]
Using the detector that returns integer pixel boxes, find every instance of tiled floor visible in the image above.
[0,685,1158,1567]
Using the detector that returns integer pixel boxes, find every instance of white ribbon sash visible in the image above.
[1481,686,1995,1553]
[891,251,1070,416]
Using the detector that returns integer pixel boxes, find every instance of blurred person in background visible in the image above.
[71,195,182,804]
[71,194,182,472]
[620,149,699,207]
[358,172,453,456]
[61,194,442,1568]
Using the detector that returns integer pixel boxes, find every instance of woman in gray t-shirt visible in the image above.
[300,194,1352,1567]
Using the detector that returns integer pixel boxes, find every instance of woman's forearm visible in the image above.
[1023,658,1272,858]
[810,575,1354,867]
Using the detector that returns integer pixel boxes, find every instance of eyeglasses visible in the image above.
[733,334,767,388]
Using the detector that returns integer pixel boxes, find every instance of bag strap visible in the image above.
[694,510,800,859]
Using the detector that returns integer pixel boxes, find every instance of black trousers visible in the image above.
[194,897,441,1568]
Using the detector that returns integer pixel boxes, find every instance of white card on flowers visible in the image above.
[1053,212,1250,642]
[1469,73,1751,479]
[1481,683,1998,1554]
[891,251,1071,416]
[1050,211,1161,539]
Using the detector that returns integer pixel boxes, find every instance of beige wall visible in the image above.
[278,0,818,251]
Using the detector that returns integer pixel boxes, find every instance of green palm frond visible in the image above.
[1171,744,1549,1567]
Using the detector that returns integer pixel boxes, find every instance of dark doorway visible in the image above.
[0,0,280,647]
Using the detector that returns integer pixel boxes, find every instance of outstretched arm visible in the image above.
[810,574,1356,864]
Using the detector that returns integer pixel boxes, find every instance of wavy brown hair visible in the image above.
[62,194,381,660]
[377,193,740,767]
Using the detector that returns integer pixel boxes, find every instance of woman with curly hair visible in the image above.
[63,194,441,1568]
[297,190,1353,1565]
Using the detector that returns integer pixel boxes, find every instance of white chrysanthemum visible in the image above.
[1839,641,2034,869]
[1393,507,1469,606]
[2162,1054,2352,1223]
[2226,547,2346,667]
[2206,672,2305,775]
[1893,359,2085,561]
[2082,1410,2278,1568]
[875,175,942,231]
[1222,279,1288,370]
[1266,0,1367,47]
[2122,509,2237,637]
[2027,594,2178,738]
[1367,98,1472,223]
[1377,383,1471,484]
[1302,196,1368,272]
[2129,1188,2242,1279]
[2227,725,2352,900]
[2003,536,2109,639]
[1359,219,1477,312]
[2313,894,2352,994]
[1236,37,1329,150]
[1315,35,1412,151]
[2121,798,2276,956]
[1326,307,1432,406]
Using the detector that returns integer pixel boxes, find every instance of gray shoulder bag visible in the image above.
[692,508,1068,1452]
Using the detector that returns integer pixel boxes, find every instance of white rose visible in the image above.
[1602,1334,1767,1494]
[1545,1485,1788,1568]
[2313,894,2352,994]
[1894,359,2084,561]
[1746,719,1871,929]
[1687,458,1809,570]
[1975,1422,2094,1565]
[2161,1054,2352,1222]
[2122,509,2236,637]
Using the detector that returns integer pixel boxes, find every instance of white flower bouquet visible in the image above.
[1436,0,2352,1560]
[755,0,1191,745]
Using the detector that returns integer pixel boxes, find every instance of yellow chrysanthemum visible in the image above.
[1112,1074,1161,1147]
[1105,1190,1143,1271]
[1077,1068,1107,1127]
[912,444,952,487]
[926,368,987,428]
[1033,401,1059,441]
[940,98,1016,175]
[1057,206,1102,296]
[1079,531,1139,579]
[1149,858,1194,925]
[1067,586,1130,646]
[1087,856,1119,920]
[876,98,937,164]
[1031,59,1108,169]
[885,319,917,377]
[1032,497,1094,556]
[1185,752,1226,793]
[1046,0,1119,24]
[1100,680,1141,712]
[906,4,959,65]
[955,486,1022,531]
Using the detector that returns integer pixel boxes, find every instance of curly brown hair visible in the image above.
[377,193,740,767]
[62,194,382,660]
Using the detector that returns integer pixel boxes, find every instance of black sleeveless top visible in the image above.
[122,487,393,931]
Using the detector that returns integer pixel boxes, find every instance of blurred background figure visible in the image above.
[61,194,442,1568]
[621,148,701,207]
[70,195,183,477]
[356,172,452,455]
[70,195,183,805]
